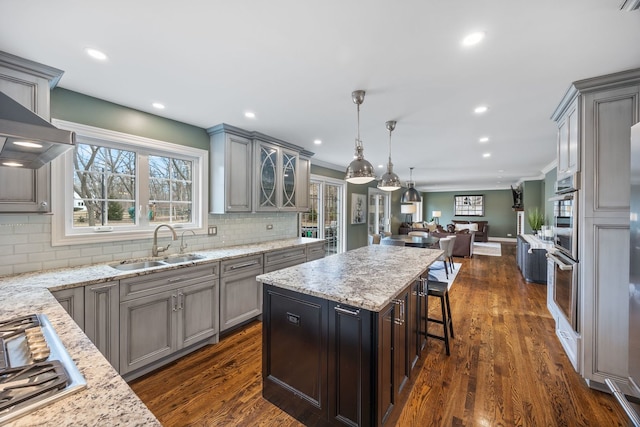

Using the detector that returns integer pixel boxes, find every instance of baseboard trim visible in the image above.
[488,237,517,243]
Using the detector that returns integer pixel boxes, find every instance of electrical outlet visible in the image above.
[507,233,512,237]
[208,225,217,236]
[266,224,273,230]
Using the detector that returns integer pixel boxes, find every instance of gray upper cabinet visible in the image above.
[555,97,580,180]
[209,129,253,213]
[0,52,64,213]
[207,123,313,213]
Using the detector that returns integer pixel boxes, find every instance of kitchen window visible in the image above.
[51,120,207,246]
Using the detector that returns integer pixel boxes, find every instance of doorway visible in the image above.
[368,188,391,235]
[300,176,346,256]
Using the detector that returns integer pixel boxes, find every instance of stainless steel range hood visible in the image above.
[0,91,75,169]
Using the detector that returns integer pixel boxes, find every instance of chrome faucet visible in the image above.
[180,230,196,254]
[152,224,177,257]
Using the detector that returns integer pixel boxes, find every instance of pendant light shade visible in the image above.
[401,167,422,202]
[378,120,401,191]
[345,90,376,184]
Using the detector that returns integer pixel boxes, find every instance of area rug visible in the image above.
[428,262,462,290]
[473,242,502,257]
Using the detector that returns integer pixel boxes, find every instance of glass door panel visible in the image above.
[282,151,297,208]
[368,189,390,235]
[324,183,341,255]
[301,182,320,238]
[259,144,278,208]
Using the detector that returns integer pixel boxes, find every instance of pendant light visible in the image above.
[401,167,422,202]
[345,90,376,184]
[377,120,401,191]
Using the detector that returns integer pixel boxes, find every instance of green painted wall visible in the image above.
[51,88,209,150]
[423,189,517,238]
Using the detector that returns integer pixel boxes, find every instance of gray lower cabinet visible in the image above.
[52,287,85,330]
[85,281,120,370]
[220,254,264,332]
[264,246,307,273]
[516,235,547,284]
[119,264,219,375]
[306,241,326,262]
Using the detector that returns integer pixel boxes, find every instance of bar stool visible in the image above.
[424,279,454,355]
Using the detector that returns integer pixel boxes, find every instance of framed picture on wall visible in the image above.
[454,194,484,216]
[351,193,366,224]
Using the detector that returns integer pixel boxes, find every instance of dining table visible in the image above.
[383,234,440,248]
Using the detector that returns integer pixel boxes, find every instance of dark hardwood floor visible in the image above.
[130,243,628,426]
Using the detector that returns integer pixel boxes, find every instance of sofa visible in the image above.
[398,221,444,235]
[450,220,489,242]
[432,231,475,258]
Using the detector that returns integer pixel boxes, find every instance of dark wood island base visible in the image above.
[262,279,430,427]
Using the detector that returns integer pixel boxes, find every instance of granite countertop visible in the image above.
[0,237,322,426]
[257,245,443,312]
[521,234,554,251]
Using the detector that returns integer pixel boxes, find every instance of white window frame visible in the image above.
[51,120,208,246]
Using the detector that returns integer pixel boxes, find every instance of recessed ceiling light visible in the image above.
[497,175,503,179]
[378,164,384,169]
[13,141,43,148]
[462,31,486,47]
[85,48,108,61]
[2,161,23,167]
[314,139,322,145]
[244,111,256,119]
[498,169,504,173]
[479,136,489,143]
[483,153,491,158]
[152,102,165,110]
[474,105,489,114]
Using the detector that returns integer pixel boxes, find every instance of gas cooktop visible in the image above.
[0,314,86,424]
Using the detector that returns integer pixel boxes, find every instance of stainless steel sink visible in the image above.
[111,260,168,271]
[163,254,204,264]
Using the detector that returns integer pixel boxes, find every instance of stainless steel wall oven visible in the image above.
[548,173,579,331]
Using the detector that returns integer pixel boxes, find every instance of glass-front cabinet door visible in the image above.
[257,142,278,210]
[281,149,297,209]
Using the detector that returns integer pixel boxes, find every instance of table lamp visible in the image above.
[432,210,442,224]
[401,204,416,224]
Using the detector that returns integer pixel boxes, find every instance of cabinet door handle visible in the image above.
[90,282,118,291]
[177,292,184,310]
[418,278,428,297]
[334,305,360,316]
[230,260,259,270]
[393,299,405,325]
[172,294,178,311]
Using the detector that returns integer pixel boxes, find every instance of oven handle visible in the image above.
[546,253,575,271]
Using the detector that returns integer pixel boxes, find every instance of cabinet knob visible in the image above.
[40,201,48,208]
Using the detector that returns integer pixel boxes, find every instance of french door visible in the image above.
[300,176,345,255]
[368,188,391,235]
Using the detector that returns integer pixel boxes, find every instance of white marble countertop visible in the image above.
[257,245,443,312]
[0,237,322,426]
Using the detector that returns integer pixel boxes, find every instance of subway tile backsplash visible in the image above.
[0,212,298,276]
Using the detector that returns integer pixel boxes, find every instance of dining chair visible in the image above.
[368,234,381,245]
[381,231,392,237]
[445,235,456,271]
[430,237,451,278]
[380,238,405,246]
[408,231,429,238]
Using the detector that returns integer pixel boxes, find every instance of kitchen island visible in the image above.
[257,245,442,426]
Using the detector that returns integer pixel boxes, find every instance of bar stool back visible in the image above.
[424,279,454,355]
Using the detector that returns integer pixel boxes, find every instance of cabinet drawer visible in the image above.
[120,264,216,301]
[220,254,264,277]
[265,247,306,267]
[306,243,325,262]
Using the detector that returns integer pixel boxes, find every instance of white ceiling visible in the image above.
[1,0,639,191]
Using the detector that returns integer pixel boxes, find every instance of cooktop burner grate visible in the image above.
[0,315,40,341]
[0,361,69,414]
